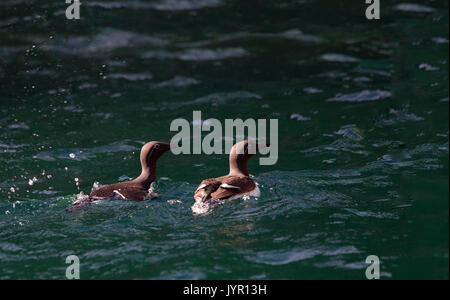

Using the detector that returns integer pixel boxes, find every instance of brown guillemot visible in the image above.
[71,141,171,209]
[193,140,266,210]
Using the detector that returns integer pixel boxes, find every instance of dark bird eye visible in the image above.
[154,144,160,149]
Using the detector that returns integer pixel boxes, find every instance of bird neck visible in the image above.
[134,162,156,190]
[228,154,249,176]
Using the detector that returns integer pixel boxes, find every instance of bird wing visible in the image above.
[194,178,222,201]
[209,176,256,201]
[89,182,147,201]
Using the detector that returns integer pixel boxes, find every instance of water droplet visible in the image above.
[74,178,80,190]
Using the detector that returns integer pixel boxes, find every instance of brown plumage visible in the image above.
[194,140,264,204]
[71,141,171,209]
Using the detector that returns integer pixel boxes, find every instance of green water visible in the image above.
[0,0,448,280]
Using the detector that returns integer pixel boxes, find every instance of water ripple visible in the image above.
[327,90,391,102]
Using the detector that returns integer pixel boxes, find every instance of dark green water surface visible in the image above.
[0,0,448,279]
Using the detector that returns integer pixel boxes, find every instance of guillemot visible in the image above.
[193,140,265,208]
[70,141,171,209]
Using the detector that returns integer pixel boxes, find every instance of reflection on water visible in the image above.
[0,0,448,279]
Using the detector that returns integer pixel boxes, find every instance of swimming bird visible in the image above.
[71,141,171,209]
[193,140,265,207]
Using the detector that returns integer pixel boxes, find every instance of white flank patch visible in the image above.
[112,190,126,199]
[220,183,240,190]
